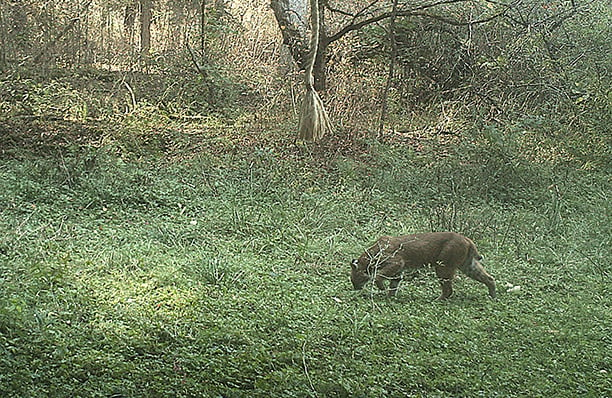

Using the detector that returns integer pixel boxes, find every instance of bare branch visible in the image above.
[326,0,511,44]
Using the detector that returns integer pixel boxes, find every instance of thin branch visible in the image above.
[327,0,386,20]
[378,0,400,136]
[123,81,136,111]
[414,7,511,27]
[301,340,317,395]
[326,0,455,43]
[325,4,354,18]
[185,35,208,78]
[326,0,511,44]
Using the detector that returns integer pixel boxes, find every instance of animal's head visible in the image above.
[350,259,371,290]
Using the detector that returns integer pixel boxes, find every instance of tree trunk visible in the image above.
[124,2,137,49]
[313,37,328,91]
[298,0,333,142]
[313,0,328,91]
[271,0,328,90]
[378,0,400,136]
[139,0,152,58]
[0,3,6,68]
[32,0,93,64]
[270,0,308,69]
[200,0,207,55]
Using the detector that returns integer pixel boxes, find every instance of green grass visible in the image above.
[0,129,610,397]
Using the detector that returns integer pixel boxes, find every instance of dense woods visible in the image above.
[0,1,610,397]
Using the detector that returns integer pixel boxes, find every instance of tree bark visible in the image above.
[313,0,328,91]
[200,0,207,55]
[298,0,333,142]
[270,0,308,69]
[139,0,152,57]
[124,1,137,49]
[271,0,328,90]
[0,3,6,68]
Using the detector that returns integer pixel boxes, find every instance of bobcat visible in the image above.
[350,232,496,299]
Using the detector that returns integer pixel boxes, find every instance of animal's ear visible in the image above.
[351,259,358,270]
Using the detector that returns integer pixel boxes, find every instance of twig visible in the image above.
[301,340,317,395]
[123,81,136,112]
[574,248,607,283]
[378,0,399,136]
[185,35,208,79]
[326,0,510,44]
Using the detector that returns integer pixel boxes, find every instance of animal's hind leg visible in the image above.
[387,277,402,297]
[460,259,496,298]
[435,264,456,300]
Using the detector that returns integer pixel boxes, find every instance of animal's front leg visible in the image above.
[374,276,386,291]
[436,278,453,300]
[387,278,402,297]
[435,265,456,300]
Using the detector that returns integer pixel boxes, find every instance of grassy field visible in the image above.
[0,122,610,397]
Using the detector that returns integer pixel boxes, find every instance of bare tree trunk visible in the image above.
[298,0,333,142]
[124,1,137,50]
[270,0,308,69]
[313,0,328,91]
[378,0,400,136]
[271,0,328,90]
[0,3,6,68]
[200,0,207,55]
[139,0,152,58]
[31,0,93,64]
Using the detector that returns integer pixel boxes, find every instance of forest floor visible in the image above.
[0,70,610,397]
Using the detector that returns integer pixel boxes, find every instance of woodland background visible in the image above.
[0,0,609,150]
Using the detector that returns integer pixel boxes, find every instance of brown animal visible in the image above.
[350,232,496,299]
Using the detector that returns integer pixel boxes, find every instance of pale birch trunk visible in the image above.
[298,0,332,142]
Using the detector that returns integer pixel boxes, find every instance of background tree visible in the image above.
[0,3,7,69]
[298,0,333,142]
[270,0,309,74]
[270,0,510,91]
[124,1,138,52]
[139,0,153,59]
[378,0,400,135]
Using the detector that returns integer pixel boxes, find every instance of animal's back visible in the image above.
[395,232,471,268]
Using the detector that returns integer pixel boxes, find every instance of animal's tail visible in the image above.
[460,241,496,298]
